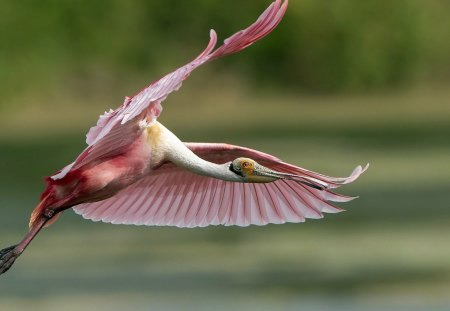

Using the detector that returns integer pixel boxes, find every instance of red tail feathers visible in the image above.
[29,190,60,229]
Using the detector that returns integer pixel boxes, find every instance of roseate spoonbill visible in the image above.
[0,0,368,275]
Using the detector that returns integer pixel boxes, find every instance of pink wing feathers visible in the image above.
[51,0,288,180]
[73,143,368,227]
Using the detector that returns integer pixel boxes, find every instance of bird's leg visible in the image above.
[0,211,52,276]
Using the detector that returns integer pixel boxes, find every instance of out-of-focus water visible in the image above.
[1,118,449,311]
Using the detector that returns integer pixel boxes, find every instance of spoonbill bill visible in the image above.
[0,0,368,275]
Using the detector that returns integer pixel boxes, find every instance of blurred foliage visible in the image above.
[0,0,449,105]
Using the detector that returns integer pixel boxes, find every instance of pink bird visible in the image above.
[0,0,367,275]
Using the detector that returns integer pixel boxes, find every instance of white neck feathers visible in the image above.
[148,122,241,182]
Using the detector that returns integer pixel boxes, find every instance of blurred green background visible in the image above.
[1,1,449,310]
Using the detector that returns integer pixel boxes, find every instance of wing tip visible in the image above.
[345,162,369,184]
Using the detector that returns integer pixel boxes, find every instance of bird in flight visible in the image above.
[0,0,367,275]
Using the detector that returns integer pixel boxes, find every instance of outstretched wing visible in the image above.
[51,0,288,180]
[73,143,368,227]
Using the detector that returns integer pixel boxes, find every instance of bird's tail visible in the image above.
[29,204,60,229]
[29,192,60,229]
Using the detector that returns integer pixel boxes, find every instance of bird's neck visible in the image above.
[148,122,241,182]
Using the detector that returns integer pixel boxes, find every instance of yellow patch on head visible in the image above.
[232,157,256,177]
[240,158,255,176]
[231,157,278,183]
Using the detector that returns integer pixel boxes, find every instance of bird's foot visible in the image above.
[0,244,19,275]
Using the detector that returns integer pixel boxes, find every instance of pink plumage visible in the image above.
[0,0,369,276]
[74,143,367,227]
[53,0,288,182]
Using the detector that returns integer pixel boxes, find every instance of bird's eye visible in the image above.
[242,161,250,168]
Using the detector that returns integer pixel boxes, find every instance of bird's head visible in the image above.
[228,157,282,183]
[228,157,329,189]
